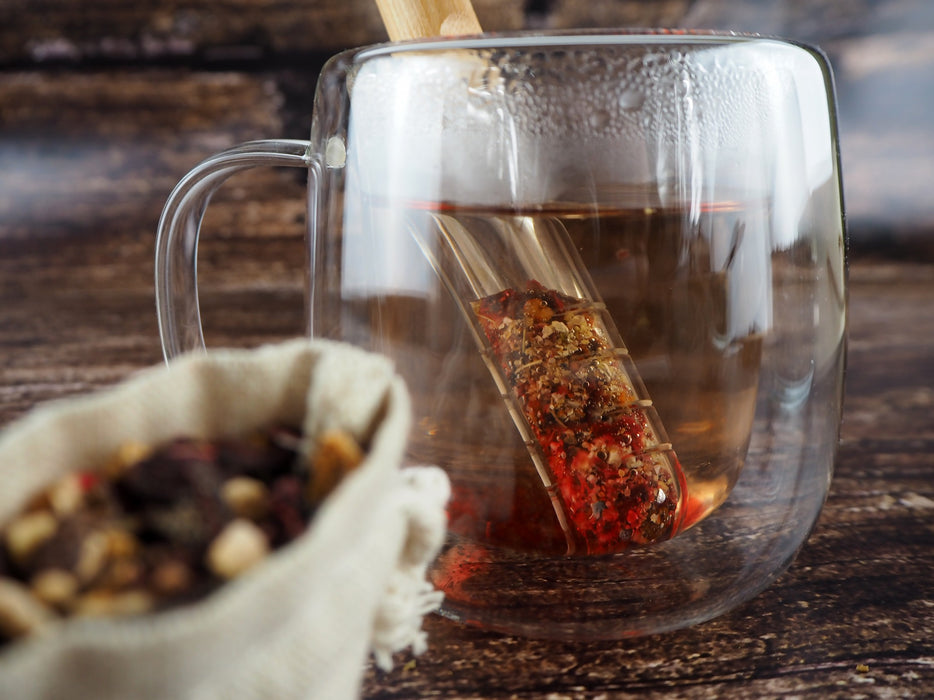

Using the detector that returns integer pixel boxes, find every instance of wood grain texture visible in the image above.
[0,0,524,62]
[0,1,932,696]
[540,1,694,29]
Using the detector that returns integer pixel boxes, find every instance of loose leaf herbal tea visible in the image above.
[472,281,686,555]
[0,426,364,647]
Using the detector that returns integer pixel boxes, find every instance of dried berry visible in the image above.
[267,475,310,545]
[114,439,222,507]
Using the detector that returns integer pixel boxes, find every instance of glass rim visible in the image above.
[353,28,807,62]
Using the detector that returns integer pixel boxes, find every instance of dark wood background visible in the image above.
[1,1,932,697]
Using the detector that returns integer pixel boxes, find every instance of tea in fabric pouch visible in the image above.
[0,339,450,700]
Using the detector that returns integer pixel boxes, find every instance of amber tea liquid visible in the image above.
[340,197,764,563]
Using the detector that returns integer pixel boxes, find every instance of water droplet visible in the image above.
[589,109,610,129]
[619,88,645,111]
[325,136,346,168]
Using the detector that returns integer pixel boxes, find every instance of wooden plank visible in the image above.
[678,0,934,41]
[0,0,526,63]
[0,70,307,420]
[541,1,693,29]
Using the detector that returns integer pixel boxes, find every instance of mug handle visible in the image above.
[155,139,313,361]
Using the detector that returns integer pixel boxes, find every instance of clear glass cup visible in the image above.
[156,30,847,640]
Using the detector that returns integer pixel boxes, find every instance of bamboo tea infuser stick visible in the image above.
[373,0,482,41]
[370,0,688,555]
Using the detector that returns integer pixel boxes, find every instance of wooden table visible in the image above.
[1,1,932,697]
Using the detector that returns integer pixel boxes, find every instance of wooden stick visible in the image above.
[373,0,482,41]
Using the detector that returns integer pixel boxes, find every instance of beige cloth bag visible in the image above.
[0,339,450,699]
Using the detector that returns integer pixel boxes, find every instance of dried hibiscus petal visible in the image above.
[472,280,686,554]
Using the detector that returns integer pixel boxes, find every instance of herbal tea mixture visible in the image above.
[0,426,363,646]
[473,281,684,554]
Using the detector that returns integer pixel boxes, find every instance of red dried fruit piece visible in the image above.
[114,439,222,507]
[266,475,310,545]
[77,472,100,493]
[472,281,686,554]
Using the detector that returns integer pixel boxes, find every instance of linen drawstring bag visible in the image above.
[0,339,450,699]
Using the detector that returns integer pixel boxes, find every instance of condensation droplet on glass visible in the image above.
[325,136,346,168]
[589,109,610,129]
[619,88,645,111]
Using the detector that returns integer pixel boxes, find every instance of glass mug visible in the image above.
[156,31,846,640]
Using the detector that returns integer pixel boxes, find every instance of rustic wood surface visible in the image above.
[1,1,932,698]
